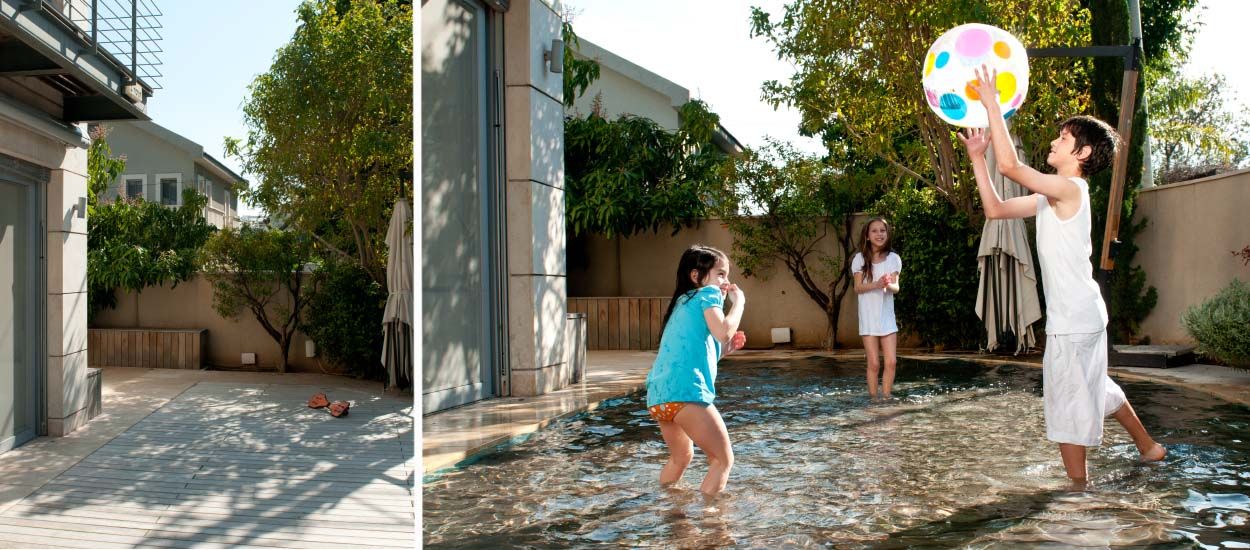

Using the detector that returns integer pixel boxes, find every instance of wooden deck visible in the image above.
[0,382,414,548]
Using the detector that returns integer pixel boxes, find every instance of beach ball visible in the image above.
[922,23,1029,128]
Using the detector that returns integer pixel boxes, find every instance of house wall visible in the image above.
[102,122,194,203]
[0,103,90,437]
[1133,169,1250,344]
[101,123,238,228]
[91,274,324,373]
[569,39,686,130]
[194,164,237,228]
[503,0,569,396]
[570,62,683,129]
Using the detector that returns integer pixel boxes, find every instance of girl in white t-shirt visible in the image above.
[851,217,902,399]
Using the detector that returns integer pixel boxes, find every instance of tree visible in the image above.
[1147,72,1249,182]
[749,0,1092,222]
[565,99,731,238]
[717,140,875,349]
[562,21,600,109]
[201,227,313,373]
[86,125,126,215]
[226,0,412,284]
[1083,0,1206,341]
[88,189,215,319]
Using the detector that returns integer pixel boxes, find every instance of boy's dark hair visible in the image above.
[1059,115,1121,176]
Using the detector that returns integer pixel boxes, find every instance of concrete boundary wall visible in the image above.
[90,274,326,373]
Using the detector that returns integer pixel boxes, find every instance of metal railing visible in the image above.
[30,0,164,90]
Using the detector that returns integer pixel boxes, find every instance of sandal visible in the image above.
[328,400,350,417]
[307,392,329,409]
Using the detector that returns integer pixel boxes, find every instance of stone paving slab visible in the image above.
[0,368,414,549]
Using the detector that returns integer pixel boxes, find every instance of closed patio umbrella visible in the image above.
[975,132,1043,354]
[382,199,413,388]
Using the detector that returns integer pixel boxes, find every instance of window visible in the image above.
[156,173,182,206]
[121,174,146,200]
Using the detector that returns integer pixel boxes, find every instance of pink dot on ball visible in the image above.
[1011,93,1023,108]
[926,89,938,107]
[955,28,992,58]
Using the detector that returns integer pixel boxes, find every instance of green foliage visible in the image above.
[717,140,876,348]
[303,259,387,379]
[1107,214,1158,342]
[870,186,982,349]
[1139,0,1200,65]
[562,21,601,108]
[750,0,1092,220]
[86,125,126,215]
[88,189,215,320]
[565,99,730,238]
[226,0,412,284]
[1182,279,1250,368]
[201,226,314,372]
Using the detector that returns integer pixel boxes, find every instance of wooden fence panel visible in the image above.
[87,329,207,369]
[567,297,670,351]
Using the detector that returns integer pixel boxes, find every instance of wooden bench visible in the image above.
[87,328,207,369]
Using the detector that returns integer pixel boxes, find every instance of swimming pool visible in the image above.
[423,357,1250,548]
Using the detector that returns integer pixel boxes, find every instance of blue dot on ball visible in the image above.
[939,93,967,120]
[936,52,950,69]
[1004,108,1017,119]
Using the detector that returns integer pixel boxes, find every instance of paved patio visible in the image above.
[422,349,1250,478]
[0,368,414,549]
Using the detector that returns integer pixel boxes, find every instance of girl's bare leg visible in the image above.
[864,336,881,398]
[673,404,734,497]
[657,419,695,485]
[880,333,898,397]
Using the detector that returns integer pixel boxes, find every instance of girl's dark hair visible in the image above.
[661,245,728,330]
[1059,115,1121,176]
[857,217,893,283]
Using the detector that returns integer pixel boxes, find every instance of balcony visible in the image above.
[0,0,162,122]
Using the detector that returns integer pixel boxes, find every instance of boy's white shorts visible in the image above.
[1043,330,1127,447]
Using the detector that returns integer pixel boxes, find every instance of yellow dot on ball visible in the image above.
[996,72,1017,102]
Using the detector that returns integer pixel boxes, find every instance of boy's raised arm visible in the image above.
[960,128,1039,220]
[973,65,1080,202]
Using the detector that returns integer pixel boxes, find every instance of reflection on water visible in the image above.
[423,358,1250,548]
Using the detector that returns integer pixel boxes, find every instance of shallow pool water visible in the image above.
[423,358,1250,548]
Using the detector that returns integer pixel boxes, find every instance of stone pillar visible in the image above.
[503,0,568,396]
[46,145,90,436]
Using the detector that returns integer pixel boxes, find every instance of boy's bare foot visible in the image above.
[1141,442,1167,462]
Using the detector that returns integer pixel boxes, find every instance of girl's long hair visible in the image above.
[661,245,728,331]
[857,217,893,283]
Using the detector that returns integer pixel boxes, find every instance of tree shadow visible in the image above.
[0,377,414,547]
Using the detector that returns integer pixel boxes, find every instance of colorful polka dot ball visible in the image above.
[922,23,1029,128]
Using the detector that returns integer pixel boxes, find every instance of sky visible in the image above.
[141,1,304,217]
[144,1,1247,217]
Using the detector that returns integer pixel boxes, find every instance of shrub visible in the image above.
[1182,279,1250,368]
[303,259,387,379]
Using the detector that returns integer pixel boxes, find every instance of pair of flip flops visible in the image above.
[307,393,350,417]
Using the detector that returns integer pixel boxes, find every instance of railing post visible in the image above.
[130,0,137,79]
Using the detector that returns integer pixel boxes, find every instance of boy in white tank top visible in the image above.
[958,65,1166,485]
